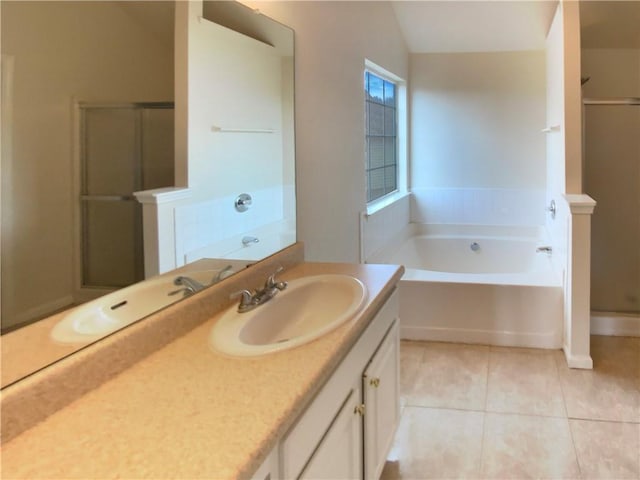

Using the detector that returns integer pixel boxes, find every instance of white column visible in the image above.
[563,193,596,369]
[133,187,192,278]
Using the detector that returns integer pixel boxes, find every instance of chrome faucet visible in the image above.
[170,266,236,297]
[232,267,288,313]
[212,265,234,283]
[170,275,206,296]
[536,246,553,254]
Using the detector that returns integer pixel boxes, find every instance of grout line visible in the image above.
[402,404,583,423]
[567,416,640,425]
[484,348,491,412]
[478,405,487,477]
[567,415,583,478]
[554,348,572,419]
[403,404,486,414]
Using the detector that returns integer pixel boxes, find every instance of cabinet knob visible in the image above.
[369,377,381,388]
[354,404,366,416]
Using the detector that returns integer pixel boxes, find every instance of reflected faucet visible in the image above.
[242,236,259,246]
[232,266,288,313]
[170,276,206,296]
[170,266,236,298]
[213,265,234,283]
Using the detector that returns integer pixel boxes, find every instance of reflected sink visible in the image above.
[51,270,220,344]
[210,274,367,357]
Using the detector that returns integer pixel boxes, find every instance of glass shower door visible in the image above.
[80,104,174,289]
[584,103,640,314]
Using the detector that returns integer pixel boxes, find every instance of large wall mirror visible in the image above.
[0,0,295,388]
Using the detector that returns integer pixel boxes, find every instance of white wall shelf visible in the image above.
[211,126,275,133]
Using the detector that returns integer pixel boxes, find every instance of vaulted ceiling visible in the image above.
[391,0,640,53]
[390,1,558,53]
[580,1,640,49]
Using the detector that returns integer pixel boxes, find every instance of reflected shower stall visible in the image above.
[79,103,174,293]
[583,97,640,325]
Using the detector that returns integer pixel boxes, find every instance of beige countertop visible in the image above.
[1,262,403,479]
[0,258,251,389]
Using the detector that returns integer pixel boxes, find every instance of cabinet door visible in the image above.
[363,319,400,480]
[251,448,278,480]
[300,384,363,480]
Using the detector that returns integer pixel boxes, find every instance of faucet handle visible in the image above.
[213,265,234,283]
[266,266,287,291]
[168,287,189,297]
[231,289,256,312]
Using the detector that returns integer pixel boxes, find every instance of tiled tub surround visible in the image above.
[368,224,565,349]
[383,337,640,479]
[0,254,404,478]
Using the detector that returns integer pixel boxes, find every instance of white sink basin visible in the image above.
[210,274,367,357]
[51,270,220,344]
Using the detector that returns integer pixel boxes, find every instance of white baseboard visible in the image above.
[562,345,593,369]
[591,312,640,337]
[400,326,562,349]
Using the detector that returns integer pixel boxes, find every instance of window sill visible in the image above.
[366,191,409,217]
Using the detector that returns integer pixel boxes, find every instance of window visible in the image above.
[365,71,397,203]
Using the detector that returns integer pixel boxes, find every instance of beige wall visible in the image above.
[410,51,546,190]
[582,48,640,313]
[562,1,583,195]
[1,2,173,328]
[241,1,409,263]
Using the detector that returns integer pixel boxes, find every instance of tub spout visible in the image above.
[536,246,552,254]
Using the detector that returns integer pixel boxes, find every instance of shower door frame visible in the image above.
[72,100,174,305]
[582,97,640,316]
[581,97,640,188]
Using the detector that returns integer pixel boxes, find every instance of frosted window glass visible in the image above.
[384,106,395,135]
[384,137,396,166]
[384,166,396,193]
[369,103,385,136]
[368,137,385,169]
[368,169,384,202]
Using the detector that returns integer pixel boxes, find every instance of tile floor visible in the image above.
[381,336,640,480]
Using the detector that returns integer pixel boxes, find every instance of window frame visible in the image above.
[364,60,407,212]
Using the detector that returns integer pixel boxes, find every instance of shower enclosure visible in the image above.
[583,97,640,317]
[79,103,174,293]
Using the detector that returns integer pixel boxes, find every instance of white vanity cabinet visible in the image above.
[299,379,363,479]
[276,289,400,480]
[363,318,400,479]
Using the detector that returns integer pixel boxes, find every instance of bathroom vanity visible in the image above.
[0,250,403,479]
[259,287,399,480]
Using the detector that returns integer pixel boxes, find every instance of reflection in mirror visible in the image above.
[0,0,295,389]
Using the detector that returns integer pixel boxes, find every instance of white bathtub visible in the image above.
[368,224,564,349]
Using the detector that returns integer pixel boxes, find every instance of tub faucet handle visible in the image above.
[547,199,556,219]
[536,246,553,255]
